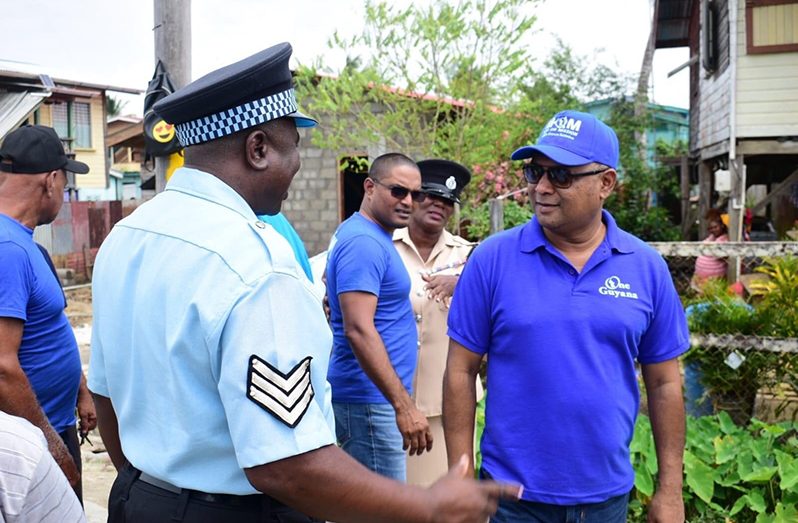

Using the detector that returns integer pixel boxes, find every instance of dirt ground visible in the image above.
[66,286,115,522]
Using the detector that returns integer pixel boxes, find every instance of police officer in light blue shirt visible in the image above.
[88,42,520,523]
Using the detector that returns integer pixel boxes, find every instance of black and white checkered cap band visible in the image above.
[175,88,298,146]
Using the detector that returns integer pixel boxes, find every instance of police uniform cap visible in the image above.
[417,159,471,204]
[153,42,316,147]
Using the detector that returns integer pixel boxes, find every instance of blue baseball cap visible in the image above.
[511,110,619,169]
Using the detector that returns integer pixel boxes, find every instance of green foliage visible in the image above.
[459,199,532,240]
[750,256,798,338]
[295,0,683,238]
[106,95,127,119]
[520,43,635,120]
[685,288,760,336]
[686,257,798,339]
[602,100,682,241]
[684,270,798,425]
[294,0,540,168]
[474,393,485,476]
[629,414,798,522]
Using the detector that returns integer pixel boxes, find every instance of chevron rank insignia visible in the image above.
[246,355,315,428]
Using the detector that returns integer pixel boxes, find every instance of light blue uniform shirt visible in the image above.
[88,167,335,495]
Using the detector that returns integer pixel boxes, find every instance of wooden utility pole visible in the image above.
[153,0,191,193]
[489,198,504,236]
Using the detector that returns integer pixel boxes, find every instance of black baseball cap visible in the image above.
[0,125,90,175]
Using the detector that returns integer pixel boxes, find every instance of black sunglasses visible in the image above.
[369,177,427,202]
[523,163,609,189]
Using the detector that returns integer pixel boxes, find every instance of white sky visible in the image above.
[1,0,690,115]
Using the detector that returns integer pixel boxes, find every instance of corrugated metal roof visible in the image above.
[0,68,142,95]
[656,0,694,49]
[0,90,50,140]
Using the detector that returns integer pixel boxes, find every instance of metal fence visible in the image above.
[648,241,798,425]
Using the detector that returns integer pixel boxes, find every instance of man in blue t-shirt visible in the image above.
[444,111,689,522]
[326,152,432,481]
[0,125,97,499]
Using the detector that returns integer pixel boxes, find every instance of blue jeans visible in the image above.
[333,402,405,481]
[491,491,630,523]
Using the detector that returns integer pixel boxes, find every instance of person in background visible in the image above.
[0,410,86,522]
[326,153,432,482]
[393,159,482,486]
[691,208,729,292]
[0,125,96,501]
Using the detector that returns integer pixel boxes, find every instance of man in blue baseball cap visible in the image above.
[444,110,688,522]
[89,42,520,523]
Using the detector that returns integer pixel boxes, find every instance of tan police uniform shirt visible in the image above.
[393,228,483,417]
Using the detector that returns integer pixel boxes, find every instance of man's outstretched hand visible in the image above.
[425,454,522,523]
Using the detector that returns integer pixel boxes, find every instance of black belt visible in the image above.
[138,472,262,507]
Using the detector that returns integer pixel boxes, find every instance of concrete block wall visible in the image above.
[282,130,342,256]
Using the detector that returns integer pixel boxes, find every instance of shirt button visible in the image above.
[417,340,421,347]
[255,221,266,229]
[569,269,576,275]
[415,314,422,323]
[416,291,424,297]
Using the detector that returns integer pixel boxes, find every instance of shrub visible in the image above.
[630,413,798,522]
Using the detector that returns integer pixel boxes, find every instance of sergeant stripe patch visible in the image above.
[246,355,314,428]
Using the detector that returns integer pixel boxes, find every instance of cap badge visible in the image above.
[445,176,457,190]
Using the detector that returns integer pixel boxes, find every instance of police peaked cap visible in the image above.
[153,42,316,147]
[417,159,471,204]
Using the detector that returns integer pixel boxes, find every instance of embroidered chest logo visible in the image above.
[598,276,639,300]
[246,355,314,428]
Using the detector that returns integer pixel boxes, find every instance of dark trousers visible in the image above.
[59,425,82,503]
[108,463,323,523]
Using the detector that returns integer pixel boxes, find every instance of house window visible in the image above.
[51,100,92,149]
[746,0,798,54]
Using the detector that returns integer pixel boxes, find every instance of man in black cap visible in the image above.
[88,42,519,523]
[0,125,96,500]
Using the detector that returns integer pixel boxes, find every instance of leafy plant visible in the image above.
[459,199,532,240]
[294,0,539,169]
[749,256,798,338]
[630,413,798,523]
[603,101,682,241]
[684,258,798,425]
[474,394,485,476]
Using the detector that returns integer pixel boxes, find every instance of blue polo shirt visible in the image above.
[0,214,81,433]
[88,167,335,495]
[448,210,689,504]
[326,213,417,403]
